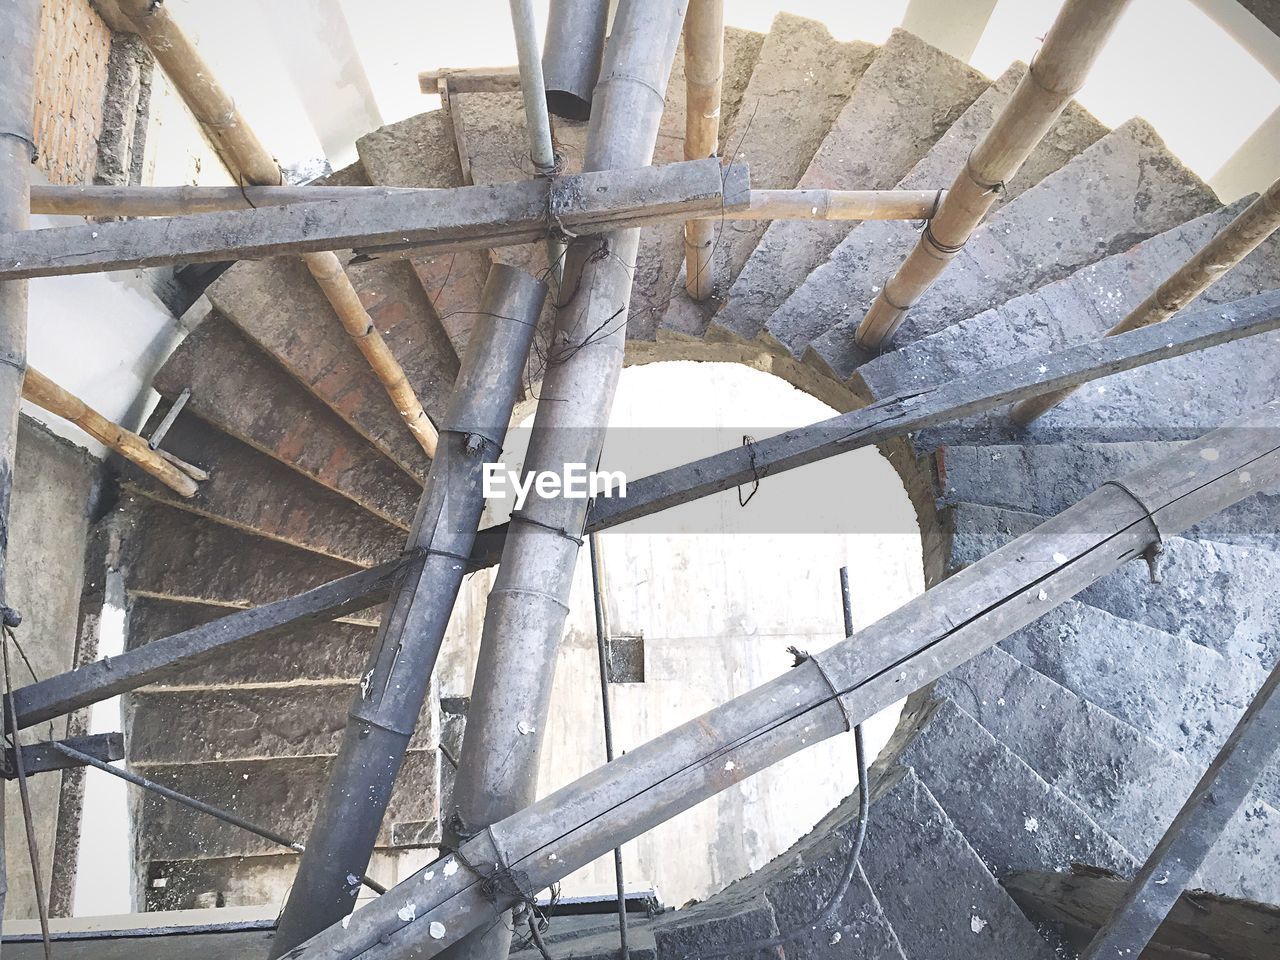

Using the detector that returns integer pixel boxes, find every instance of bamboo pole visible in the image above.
[856,0,1133,349]
[30,183,429,217]
[442,5,688,960]
[542,0,611,120]
[715,188,945,222]
[682,0,724,301]
[21,367,199,498]
[418,67,522,95]
[282,398,1280,960]
[0,0,43,943]
[1011,174,1280,425]
[115,0,438,459]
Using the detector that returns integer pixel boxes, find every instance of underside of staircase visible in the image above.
[105,12,1280,957]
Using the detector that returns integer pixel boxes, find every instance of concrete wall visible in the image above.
[3,418,103,921]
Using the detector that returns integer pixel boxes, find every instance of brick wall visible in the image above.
[32,0,113,185]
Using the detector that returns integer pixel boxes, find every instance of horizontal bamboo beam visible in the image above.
[418,67,522,95]
[8,554,419,730]
[0,159,750,278]
[31,183,942,223]
[683,0,725,301]
[22,367,200,497]
[30,184,429,217]
[283,397,1280,960]
[115,0,437,459]
[1011,173,1280,425]
[856,0,1132,349]
[466,288,1280,569]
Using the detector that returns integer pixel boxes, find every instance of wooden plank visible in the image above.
[1006,868,1280,960]
[30,184,432,217]
[9,555,418,730]
[418,67,521,95]
[468,289,1280,568]
[0,160,750,279]
[3,734,124,778]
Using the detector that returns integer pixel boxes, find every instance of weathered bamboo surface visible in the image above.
[856,0,1133,348]
[1012,173,1280,424]
[30,184,427,217]
[724,188,943,221]
[0,160,747,278]
[418,67,521,95]
[116,0,437,457]
[683,0,725,300]
[21,367,199,497]
[282,397,1280,960]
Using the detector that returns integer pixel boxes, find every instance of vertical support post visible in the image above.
[442,5,688,959]
[268,265,546,957]
[1080,656,1280,959]
[588,533,629,960]
[509,0,567,284]
[1011,173,1280,424]
[542,0,611,121]
[0,0,43,941]
[682,0,724,302]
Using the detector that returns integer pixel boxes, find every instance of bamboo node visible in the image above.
[0,129,38,164]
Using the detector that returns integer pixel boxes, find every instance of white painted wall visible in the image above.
[440,363,924,906]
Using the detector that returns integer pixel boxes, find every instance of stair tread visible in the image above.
[657,13,876,341]
[133,752,437,862]
[154,311,420,529]
[713,29,990,345]
[356,109,486,356]
[127,596,378,688]
[800,117,1219,380]
[206,251,457,479]
[896,696,1137,878]
[122,409,403,567]
[859,768,1055,960]
[127,684,433,765]
[117,498,374,620]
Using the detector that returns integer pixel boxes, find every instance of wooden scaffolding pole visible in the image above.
[115,0,439,459]
[0,0,42,943]
[21,368,200,498]
[282,398,1280,960]
[1011,173,1280,424]
[856,0,1132,349]
[682,0,725,301]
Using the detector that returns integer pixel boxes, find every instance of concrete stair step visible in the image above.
[800,117,1219,381]
[510,917,656,960]
[132,751,437,862]
[947,502,1280,670]
[126,684,433,765]
[121,408,404,567]
[710,29,990,346]
[894,696,1137,878]
[116,498,376,623]
[937,647,1280,902]
[206,250,458,481]
[127,596,378,689]
[656,13,876,341]
[626,25,766,341]
[853,201,1247,402]
[858,767,1053,960]
[356,109,485,357]
[154,310,420,530]
[652,889,784,960]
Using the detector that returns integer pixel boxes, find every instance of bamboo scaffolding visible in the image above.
[115,0,438,459]
[29,183,941,223]
[682,0,725,301]
[542,0,610,120]
[21,368,200,497]
[1011,174,1280,425]
[0,0,43,938]
[282,398,1280,960]
[856,0,1132,349]
[270,265,547,957]
[442,5,689,960]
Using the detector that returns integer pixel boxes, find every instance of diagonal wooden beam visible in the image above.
[466,288,1280,568]
[0,159,749,279]
[2,734,124,779]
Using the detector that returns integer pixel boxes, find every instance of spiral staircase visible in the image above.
[106,12,1280,956]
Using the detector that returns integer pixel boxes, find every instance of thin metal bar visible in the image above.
[508,0,566,285]
[588,533,630,960]
[3,636,51,960]
[44,741,386,894]
[1079,653,1280,959]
